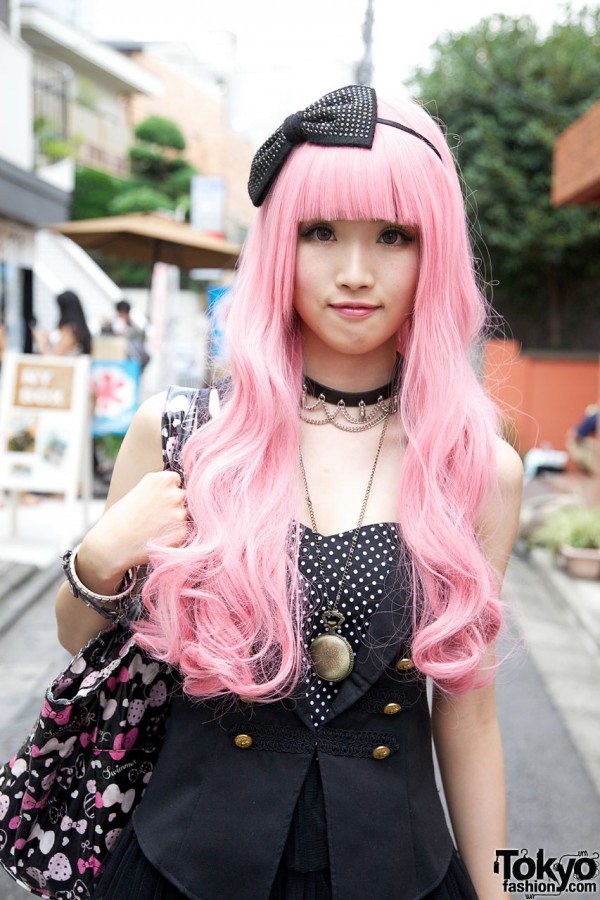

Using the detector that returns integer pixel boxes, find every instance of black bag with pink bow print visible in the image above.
[0,620,175,898]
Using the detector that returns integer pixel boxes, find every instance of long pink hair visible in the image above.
[135,95,502,699]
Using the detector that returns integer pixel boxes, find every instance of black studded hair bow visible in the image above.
[248,84,442,207]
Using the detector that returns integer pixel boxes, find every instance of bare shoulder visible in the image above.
[476,437,524,575]
[121,390,166,455]
[494,435,524,499]
[105,391,166,508]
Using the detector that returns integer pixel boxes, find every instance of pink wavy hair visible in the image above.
[135,95,503,699]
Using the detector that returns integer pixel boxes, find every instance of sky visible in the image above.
[87,0,590,144]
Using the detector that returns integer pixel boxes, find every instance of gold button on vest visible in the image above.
[371,745,391,760]
[234,733,253,749]
[383,702,402,715]
[395,657,414,672]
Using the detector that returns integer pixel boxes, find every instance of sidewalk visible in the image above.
[513,471,600,790]
[518,469,600,651]
[508,547,600,794]
[527,545,600,653]
[0,492,104,634]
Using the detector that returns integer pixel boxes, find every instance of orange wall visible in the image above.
[484,339,599,455]
[552,100,600,205]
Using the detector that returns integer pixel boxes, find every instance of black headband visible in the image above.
[248,85,443,207]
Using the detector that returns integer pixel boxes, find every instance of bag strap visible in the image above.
[162,385,211,478]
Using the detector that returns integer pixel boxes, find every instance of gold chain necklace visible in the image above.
[298,415,389,682]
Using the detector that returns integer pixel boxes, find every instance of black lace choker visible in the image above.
[303,374,395,407]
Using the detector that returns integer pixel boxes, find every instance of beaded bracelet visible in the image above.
[61,546,138,621]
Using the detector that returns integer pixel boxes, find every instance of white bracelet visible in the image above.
[61,546,138,620]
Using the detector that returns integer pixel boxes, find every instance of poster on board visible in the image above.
[0,353,90,495]
[91,358,140,437]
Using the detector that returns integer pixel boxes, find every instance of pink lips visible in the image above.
[331,304,378,319]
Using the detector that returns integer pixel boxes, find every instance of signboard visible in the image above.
[0,353,90,494]
[91,359,140,437]
[207,286,230,366]
[190,174,226,236]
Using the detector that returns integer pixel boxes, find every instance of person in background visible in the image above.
[114,299,150,371]
[566,404,599,475]
[33,289,92,356]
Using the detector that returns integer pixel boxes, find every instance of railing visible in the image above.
[32,54,72,165]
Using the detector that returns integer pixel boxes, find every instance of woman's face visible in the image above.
[293,219,418,371]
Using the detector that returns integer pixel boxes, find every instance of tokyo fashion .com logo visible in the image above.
[495,850,599,895]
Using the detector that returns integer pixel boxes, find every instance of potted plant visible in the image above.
[530,505,600,579]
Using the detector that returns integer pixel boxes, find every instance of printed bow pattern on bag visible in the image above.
[0,622,176,899]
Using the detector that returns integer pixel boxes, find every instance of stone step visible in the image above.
[0,560,38,603]
[0,561,63,637]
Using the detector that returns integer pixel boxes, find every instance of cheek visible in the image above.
[293,249,317,314]
[396,254,419,312]
[405,249,420,294]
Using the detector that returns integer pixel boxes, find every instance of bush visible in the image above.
[129,143,169,179]
[530,506,600,552]
[164,164,197,199]
[109,187,174,215]
[71,167,127,220]
[167,157,192,173]
[34,118,72,163]
[134,116,186,150]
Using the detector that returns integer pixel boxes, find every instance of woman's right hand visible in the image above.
[75,469,188,591]
[56,391,178,653]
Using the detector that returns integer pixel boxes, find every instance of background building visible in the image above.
[0,3,71,354]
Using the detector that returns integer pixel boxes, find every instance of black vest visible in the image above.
[133,563,454,900]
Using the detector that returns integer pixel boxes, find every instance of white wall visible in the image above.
[33,230,122,332]
[0,28,33,170]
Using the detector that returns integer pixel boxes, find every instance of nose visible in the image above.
[335,242,375,291]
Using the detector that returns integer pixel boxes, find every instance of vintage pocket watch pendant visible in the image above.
[309,610,355,682]
[299,411,391,684]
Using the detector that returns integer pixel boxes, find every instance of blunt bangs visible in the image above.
[264,108,449,242]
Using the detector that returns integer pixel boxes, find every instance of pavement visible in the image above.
[0,482,598,900]
[0,492,105,635]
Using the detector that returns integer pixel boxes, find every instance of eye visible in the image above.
[378,227,415,246]
[299,223,335,242]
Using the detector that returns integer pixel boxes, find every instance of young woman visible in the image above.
[34,289,92,356]
[56,85,523,900]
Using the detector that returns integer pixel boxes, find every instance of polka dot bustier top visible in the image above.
[298,521,403,726]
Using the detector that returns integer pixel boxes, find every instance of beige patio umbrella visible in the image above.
[51,212,240,270]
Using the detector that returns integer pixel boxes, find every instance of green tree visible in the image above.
[110,185,174,215]
[134,115,186,150]
[70,116,199,287]
[114,116,198,223]
[409,7,600,349]
[71,167,127,220]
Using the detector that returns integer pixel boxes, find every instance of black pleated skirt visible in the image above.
[92,820,477,900]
